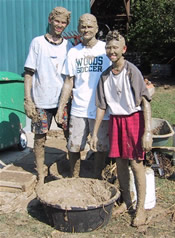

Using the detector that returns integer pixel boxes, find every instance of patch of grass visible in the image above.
[155,177,175,208]
[0,212,53,238]
[151,87,175,146]
[151,87,175,126]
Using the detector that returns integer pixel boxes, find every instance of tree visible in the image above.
[127,0,175,69]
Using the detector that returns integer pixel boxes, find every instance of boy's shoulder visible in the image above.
[100,66,112,81]
[125,60,143,79]
[102,65,112,74]
[32,35,44,41]
[69,42,83,51]
[30,35,46,47]
[97,40,106,46]
[125,60,140,72]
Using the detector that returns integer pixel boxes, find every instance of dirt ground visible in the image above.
[0,127,175,238]
[0,76,175,237]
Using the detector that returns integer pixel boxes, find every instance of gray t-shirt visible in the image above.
[96,61,151,116]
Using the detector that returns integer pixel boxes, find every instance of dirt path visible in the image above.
[0,129,175,238]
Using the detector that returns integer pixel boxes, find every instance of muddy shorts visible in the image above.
[67,116,109,152]
[31,108,60,134]
[109,111,145,160]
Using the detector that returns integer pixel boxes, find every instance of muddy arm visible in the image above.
[142,96,153,151]
[55,76,73,124]
[24,72,38,121]
[24,73,33,101]
[90,107,106,152]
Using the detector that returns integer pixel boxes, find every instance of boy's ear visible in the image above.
[48,17,51,24]
[123,45,127,54]
[95,26,99,35]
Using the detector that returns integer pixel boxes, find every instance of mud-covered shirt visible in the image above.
[96,61,151,115]
[62,40,110,119]
[24,36,72,109]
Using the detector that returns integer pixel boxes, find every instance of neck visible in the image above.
[46,33,62,44]
[83,38,98,48]
[112,57,125,74]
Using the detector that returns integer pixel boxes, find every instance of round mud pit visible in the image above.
[37,178,120,233]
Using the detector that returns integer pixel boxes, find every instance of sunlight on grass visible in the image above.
[151,87,175,147]
[151,87,175,126]
[155,177,175,207]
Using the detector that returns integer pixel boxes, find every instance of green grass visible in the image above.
[151,87,175,126]
[151,86,175,147]
[155,176,175,208]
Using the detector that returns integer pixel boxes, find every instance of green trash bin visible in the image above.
[0,71,27,150]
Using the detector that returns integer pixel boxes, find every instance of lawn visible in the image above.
[151,86,175,126]
[151,82,175,147]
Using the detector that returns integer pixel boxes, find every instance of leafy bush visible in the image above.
[127,0,175,66]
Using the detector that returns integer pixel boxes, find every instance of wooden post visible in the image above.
[123,0,131,32]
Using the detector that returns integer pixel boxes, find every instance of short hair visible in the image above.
[106,30,126,46]
[78,13,98,27]
[49,7,71,24]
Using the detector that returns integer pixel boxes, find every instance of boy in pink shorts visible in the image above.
[90,30,153,227]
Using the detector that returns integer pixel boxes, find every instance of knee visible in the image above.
[34,134,46,147]
[116,158,128,169]
[130,160,145,174]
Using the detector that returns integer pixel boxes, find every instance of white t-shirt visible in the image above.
[62,40,110,119]
[24,36,72,108]
[103,70,141,115]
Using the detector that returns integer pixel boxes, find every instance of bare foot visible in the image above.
[132,209,147,227]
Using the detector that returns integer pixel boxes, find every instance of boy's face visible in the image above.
[105,39,127,62]
[78,19,98,41]
[49,16,67,36]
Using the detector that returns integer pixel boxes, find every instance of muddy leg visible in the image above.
[94,152,107,179]
[130,160,146,227]
[113,158,133,215]
[34,134,46,186]
[69,151,81,178]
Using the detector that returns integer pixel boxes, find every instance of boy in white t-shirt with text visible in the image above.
[56,13,110,179]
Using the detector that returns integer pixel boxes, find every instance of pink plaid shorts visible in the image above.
[108,111,145,160]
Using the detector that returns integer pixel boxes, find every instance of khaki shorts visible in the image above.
[67,116,109,152]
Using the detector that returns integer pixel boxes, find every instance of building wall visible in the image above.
[0,0,90,75]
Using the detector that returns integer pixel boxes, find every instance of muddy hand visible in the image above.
[90,135,98,152]
[24,99,39,122]
[142,131,153,152]
[144,78,155,97]
[55,108,64,125]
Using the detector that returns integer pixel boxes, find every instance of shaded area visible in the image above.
[0,113,21,150]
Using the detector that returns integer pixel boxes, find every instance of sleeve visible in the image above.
[67,40,73,51]
[61,48,75,77]
[129,65,152,106]
[24,38,38,71]
[96,76,108,110]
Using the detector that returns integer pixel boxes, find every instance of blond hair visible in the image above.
[49,7,71,24]
[78,13,98,27]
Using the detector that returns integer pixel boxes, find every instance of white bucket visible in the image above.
[129,167,156,209]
